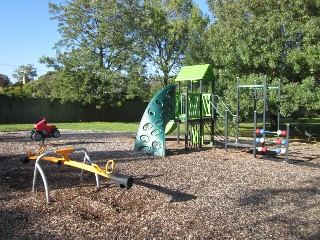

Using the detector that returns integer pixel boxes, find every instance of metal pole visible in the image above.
[211,92,215,146]
[177,82,180,144]
[32,152,54,203]
[224,110,228,151]
[177,121,180,144]
[277,79,281,131]
[263,76,267,132]
[285,124,290,163]
[253,111,257,158]
[199,80,203,148]
[254,80,257,112]
[80,149,100,189]
[211,79,214,146]
[185,87,189,150]
[236,77,240,143]
[36,163,50,203]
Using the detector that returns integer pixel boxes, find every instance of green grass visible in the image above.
[0,124,32,131]
[233,118,320,138]
[0,122,140,132]
[1,118,319,137]
[287,118,320,124]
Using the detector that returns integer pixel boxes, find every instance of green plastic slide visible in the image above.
[165,120,177,135]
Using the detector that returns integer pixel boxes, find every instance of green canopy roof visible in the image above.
[175,64,213,82]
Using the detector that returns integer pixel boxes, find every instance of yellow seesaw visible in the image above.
[20,146,134,203]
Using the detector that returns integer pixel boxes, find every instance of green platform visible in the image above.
[134,85,176,156]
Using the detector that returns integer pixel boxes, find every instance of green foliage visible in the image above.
[140,0,206,86]
[0,75,11,86]
[27,0,319,121]
[141,0,192,86]
[0,122,139,132]
[12,64,37,82]
[183,4,211,65]
[46,0,145,106]
[40,0,209,105]
[0,85,28,98]
[0,71,60,99]
[22,72,58,98]
[282,77,320,118]
[206,0,320,118]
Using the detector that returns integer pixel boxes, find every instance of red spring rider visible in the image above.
[30,118,60,141]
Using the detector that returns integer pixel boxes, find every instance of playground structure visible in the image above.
[134,64,290,161]
[253,116,290,162]
[134,64,216,156]
[224,76,290,161]
[20,144,134,203]
[30,118,60,141]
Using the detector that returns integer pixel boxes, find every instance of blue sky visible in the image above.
[0,0,210,83]
[0,0,61,82]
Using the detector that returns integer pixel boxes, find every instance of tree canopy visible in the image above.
[45,0,145,106]
[12,64,37,83]
[207,0,320,118]
[139,0,208,86]
[39,0,208,106]
[3,0,319,120]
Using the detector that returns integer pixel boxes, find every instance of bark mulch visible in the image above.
[0,130,319,239]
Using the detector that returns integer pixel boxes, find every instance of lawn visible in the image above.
[0,122,140,132]
[0,118,319,141]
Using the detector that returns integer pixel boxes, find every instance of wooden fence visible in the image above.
[0,95,147,123]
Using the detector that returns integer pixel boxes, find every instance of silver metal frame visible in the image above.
[32,147,100,203]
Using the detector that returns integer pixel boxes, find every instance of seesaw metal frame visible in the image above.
[22,147,132,203]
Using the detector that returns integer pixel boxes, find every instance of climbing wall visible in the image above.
[134,85,176,157]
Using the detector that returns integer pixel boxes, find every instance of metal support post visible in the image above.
[263,76,267,132]
[185,88,189,150]
[224,110,228,151]
[285,124,290,163]
[77,147,100,189]
[277,79,281,131]
[211,80,215,146]
[199,80,203,149]
[177,82,181,144]
[253,111,257,158]
[236,77,240,143]
[211,93,215,146]
[32,152,55,203]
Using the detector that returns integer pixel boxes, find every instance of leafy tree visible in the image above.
[39,56,62,71]
[0,85,28,98]
[139,0,208,87]
[0,71,58,99]
[23,71,59,98]
[46,0,144,106]
[44,0,209,104]
[206,0,320,121]
[183,4,211,66]
[12,64,37,83]
[0,74,11,87]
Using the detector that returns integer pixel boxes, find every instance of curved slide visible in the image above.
[134,85,176,157]
[165,120,177,135]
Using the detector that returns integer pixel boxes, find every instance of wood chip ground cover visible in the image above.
[0,130,319,239]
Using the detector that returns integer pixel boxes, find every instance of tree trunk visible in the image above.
[270,113,278,131]
[99,47,104,68]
